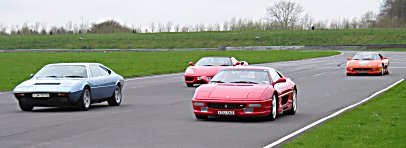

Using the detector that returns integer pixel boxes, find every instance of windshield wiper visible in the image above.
[220,64,231,66]
[230,81,258,84]
[64,75,84,78]
[46,75,62,78]
[202,65,214,66]
[362,58,373,60]
[211,80,224,84]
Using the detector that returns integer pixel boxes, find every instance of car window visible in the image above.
[90,65,102,78]
[195,57,232,66]
[269,69,281,82]
[98,66,110,76]
[35,65,88,78]
[210,69,270,84]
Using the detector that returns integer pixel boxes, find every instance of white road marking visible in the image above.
[390,67,406,69]
[263,78,405,148]
[125,73,183,81]
[0,92,6,95]
[131,86,145,89]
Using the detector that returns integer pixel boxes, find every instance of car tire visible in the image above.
[186,83,194,87]
[108,86,122,106]
[346,73,352,76]
[19,101,34,111]
[284,89,297,115]
[78,88,91,111]
[267,94,278,121]
[195,114,208,120]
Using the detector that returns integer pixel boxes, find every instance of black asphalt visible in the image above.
[0,51,405,148]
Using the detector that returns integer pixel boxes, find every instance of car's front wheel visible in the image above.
[268,94,278,121]
[19,101,34,111]
[108,86,122,106]
[78,88,91,111]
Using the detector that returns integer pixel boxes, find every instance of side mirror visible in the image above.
[347,57,352,61]
[188,62,195,66]
[272,78,286,85]
[30,74,34,78]
[382,57,387,60]
[235,61,241,66]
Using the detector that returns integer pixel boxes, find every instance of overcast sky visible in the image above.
[1,0,382,29]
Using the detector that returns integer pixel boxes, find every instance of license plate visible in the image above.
[357,70,368,74]
[218,111,235,115]
[32,93,50,98]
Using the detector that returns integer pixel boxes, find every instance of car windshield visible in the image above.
[195,57,232,66]
[353,53,380,60]
[35,65,88,78]
[210,69,270,84]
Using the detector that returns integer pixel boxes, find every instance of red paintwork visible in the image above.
[192,66,296,119]
[346,52,389,75]
[184,57,241,86]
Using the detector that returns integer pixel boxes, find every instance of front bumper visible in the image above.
[184,75,213,84]
[14,91,82,107]
[346,67,383,75]
[192,99,272,117]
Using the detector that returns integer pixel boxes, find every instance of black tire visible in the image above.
[186,83,194,87]
[195,114,208,120]
[19,101,34,111]
[267,94,278,121]
[108,86,122,106]
[78,88,91,111]
[346,73,351,76]
[284,89,297,115]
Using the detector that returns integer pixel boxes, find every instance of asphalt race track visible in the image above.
[0,51,405,148]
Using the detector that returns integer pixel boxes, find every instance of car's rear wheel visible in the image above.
[284,89,297,115]
[195,114,208,120]
[78,88,91,111]
[108,86,122,106]
[19,101,34,111]
[186,83,194,87]
[268,94,278,121]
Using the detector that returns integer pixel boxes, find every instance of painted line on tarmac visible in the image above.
[125,73,183,81]
[264,78,405,148]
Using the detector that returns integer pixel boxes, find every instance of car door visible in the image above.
[88,65,106,99]
[98,65,116,97]
[270,69,291,106]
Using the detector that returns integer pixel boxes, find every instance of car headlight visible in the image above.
[193,102,204,106]
[347,68,353,71]
[185,68,194,74]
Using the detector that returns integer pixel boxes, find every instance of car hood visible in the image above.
[13,79,84,93]
[188,66,224,76]
[347,60,381,68]
[195,84,269,100]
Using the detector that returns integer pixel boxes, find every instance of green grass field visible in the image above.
[1,29,405,49]
[0,50,339,91]
[284,81,406,148]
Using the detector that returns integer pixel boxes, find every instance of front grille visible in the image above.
[207,103,245,109]
[185,77,195,81]
[354,68,372,71]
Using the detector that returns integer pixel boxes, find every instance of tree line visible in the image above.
[0,0,404,35]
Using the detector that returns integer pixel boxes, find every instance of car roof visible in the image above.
[46,63,102,66]
[357,52,380,55]
[221,66,273,71]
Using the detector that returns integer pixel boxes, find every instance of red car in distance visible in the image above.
[192,66,297,121]
[184,57,247,87]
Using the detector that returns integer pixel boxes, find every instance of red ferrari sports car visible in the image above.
[192,66,297,121]
[184,57,248,87]
[346,52,389,76]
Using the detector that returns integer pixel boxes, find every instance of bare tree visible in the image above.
[174,24,180,32]
[350,17,359,29]
[158,23,165,32]
[150,22,156,33]
[223,21,229,31]
[360,11,376,28]
[214,23,221,31]
[265,0,304,29]
[181,25,190,32]
[300,14,315,29]
[165,21,173,32]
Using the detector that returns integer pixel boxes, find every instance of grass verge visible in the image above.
[0,50,339,91]
[284,81,406,147]
[0,29,405,49]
